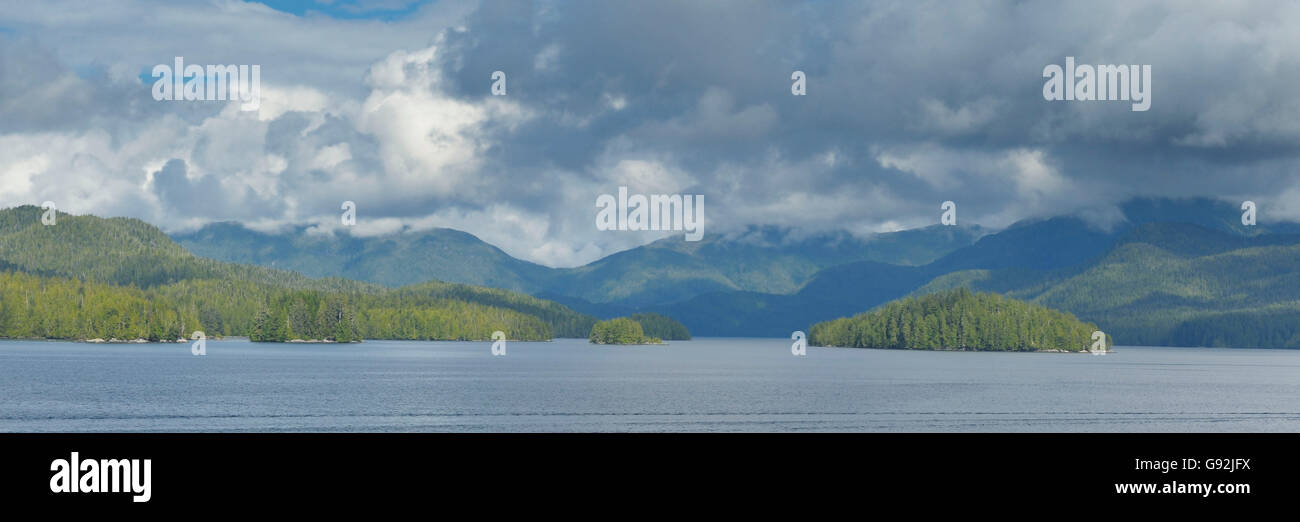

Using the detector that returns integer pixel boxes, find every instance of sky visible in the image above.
[1,0,1299,267]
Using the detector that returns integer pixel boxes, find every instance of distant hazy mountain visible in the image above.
[173,222,986,307]
[656,198,1300,347]
[160,196,1300,347]
[549,224,986,306]
[173,222,554,293]
[651,214,1129,337]
[11,197,1300,346]
[917,222,1300,347]
[1118,197,1300,236]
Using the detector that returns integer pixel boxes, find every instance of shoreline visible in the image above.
[815,344,1110,354]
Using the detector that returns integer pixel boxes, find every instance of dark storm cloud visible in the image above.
[424,1,1300,230]
[2,0,1300,265]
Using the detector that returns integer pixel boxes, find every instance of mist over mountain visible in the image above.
[11,196,1300,347]
[173,222,987,307]
[168,196,1300,346]
[656,198,1300,345]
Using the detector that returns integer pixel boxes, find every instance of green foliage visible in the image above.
[665,217,1300,345]
[808,288,1102,352]
[0,271,197,341]
[589,317,661,344]
[247,293,360,342]
[0,270,555,342]
[912,224,1300,348]
[393,280,594,338]
[175,222,555,293]
[0,206,591,343]
[628,312,690,340]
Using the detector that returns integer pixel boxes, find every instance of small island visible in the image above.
[589,317,664,345]
[809,288,1109,352]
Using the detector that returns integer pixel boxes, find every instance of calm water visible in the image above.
[2,338,1299,432]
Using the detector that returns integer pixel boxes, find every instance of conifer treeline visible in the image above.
[0,270,564,342]
[808,288,1104,352]
[627,313,691,340]
[0,207,597,342]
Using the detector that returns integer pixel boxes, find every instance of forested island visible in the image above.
[809,288,1108,352]
[0,206,596,343]
[589,317,664,345]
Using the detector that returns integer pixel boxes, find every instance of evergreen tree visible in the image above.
[808,289,1101,352]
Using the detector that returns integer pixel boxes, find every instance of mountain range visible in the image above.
[651,198,1300,346]
[5,197,1300,348]
[173,222,986,307]
[174,197,1300,348]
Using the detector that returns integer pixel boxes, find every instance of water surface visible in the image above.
[2,338,1298,432]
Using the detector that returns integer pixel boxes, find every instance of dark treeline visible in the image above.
[249,293,361,342]
[1165,311,1300,348]
[628,313,691,340]
[809,288,1105,352]
[0,271,556,342]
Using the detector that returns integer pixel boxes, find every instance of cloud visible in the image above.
[874,144,1080,228]
[2,0,1300,267]
[916,97,1004,135]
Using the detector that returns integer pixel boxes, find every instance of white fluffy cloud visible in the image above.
[3,0,1300,267]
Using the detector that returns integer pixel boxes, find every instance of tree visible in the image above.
[807,289,1099,352]
[589,317,660,344]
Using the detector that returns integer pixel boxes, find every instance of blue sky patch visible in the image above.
[255,0,429,21]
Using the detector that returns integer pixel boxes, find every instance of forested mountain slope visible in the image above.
[0,206,594,341]
[174,222,985,306]
[914,223,1300,347]
[661,202,1300,347]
